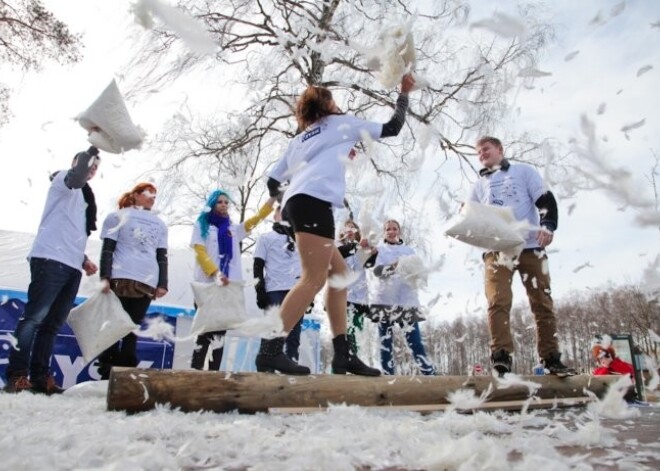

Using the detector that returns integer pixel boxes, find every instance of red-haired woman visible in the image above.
[97,182,169,379]
[259,74,415,375]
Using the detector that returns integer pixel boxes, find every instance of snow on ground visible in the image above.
[1,381,659,470]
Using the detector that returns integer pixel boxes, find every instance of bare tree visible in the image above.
[0,0,81,124]
[125,0,554,230]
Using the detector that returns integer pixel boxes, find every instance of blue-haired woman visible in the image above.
[190,190,276,370]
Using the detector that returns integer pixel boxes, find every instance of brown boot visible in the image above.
[31,375,65,395]
[4,375,33,393]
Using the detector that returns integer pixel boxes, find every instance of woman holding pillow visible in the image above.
[97,183,168,379]
[189,190,276,371]
[369,219,436,376]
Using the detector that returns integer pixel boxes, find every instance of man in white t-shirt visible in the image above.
[4,146,100,394]
[469,136,576,377]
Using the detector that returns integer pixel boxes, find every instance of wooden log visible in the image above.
[269,397,595,415]
[107,368,620,414]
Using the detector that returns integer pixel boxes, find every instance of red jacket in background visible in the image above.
[593,357,635,379]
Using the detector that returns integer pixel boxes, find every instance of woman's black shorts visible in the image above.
[282,194,335,239]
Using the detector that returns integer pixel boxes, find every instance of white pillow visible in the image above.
[76,79,145,154]
[444,202,527,251]
[396,254,428,289]
[67,290,139,363]
[190,281,247,335]
[355,22,416,88]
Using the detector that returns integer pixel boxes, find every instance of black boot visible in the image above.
[255,337,310,375]
[332,334,381,376]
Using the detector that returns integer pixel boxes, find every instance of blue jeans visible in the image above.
[6,258,82,380]
[379,321,435,375]
[267,290,304,361]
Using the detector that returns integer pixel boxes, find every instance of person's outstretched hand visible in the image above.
[400,73,416,94]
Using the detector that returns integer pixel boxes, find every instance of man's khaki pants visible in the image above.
[484,249,559,360]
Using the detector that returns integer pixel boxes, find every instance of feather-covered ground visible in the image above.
[1,381,658,470]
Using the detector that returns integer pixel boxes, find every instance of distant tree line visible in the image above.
[319,284,660,376]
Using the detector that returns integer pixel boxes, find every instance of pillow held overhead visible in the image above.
[76,79,145,154]
[444,201,527,252]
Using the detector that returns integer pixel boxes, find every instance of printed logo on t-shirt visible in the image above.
[302,127,321,142]
[488,176,517,206]
[131,219,163,254]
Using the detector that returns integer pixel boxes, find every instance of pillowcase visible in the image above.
[76,79,145,154]
[396,254,428,289]
[67,290,138,363]
[190,281,247,335]
[444,202,527,251]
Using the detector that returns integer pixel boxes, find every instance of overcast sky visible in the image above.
[0,0,658,322]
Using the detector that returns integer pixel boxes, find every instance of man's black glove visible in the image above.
[255,281,268,310]
[87,146,99,157]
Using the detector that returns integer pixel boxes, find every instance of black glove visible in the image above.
[87,145,99,157]
[255,281,268,310]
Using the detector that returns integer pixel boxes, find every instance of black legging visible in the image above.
[97,295,152,379]
[190,330,227,370]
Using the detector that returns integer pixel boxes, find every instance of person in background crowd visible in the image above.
[337,220,377,354]
[97,183,169,379]
[253,205,309,371]
[469,136,576,377]
[4,146,100,394]
[369,219,436,376]
[190,190,275,370]
[591,337,637,401]
[258,74,415,376]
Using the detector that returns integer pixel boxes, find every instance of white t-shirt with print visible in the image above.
[190,220,247,283]
[469,163,546,249]
[368,243,420,308]
[270,114,382,209]
[253,230,301,292]
[29,171,88,270]
[101,208,168,288]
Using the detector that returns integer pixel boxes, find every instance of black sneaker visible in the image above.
[490,349,512,377]
[542,352,577,378]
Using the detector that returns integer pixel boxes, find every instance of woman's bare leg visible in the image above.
[279,232,334,332]
[325,246,349,336]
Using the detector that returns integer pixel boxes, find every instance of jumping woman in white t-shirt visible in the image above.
[258,73,416,375]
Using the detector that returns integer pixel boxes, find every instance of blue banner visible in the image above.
[0,290,175,389]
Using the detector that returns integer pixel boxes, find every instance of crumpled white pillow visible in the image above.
[444,202,528,251]
[353,22,417,89]
[190,281,247,335]
[67,290,139,363]
[76,79,145,154]
[396,254,428,289]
